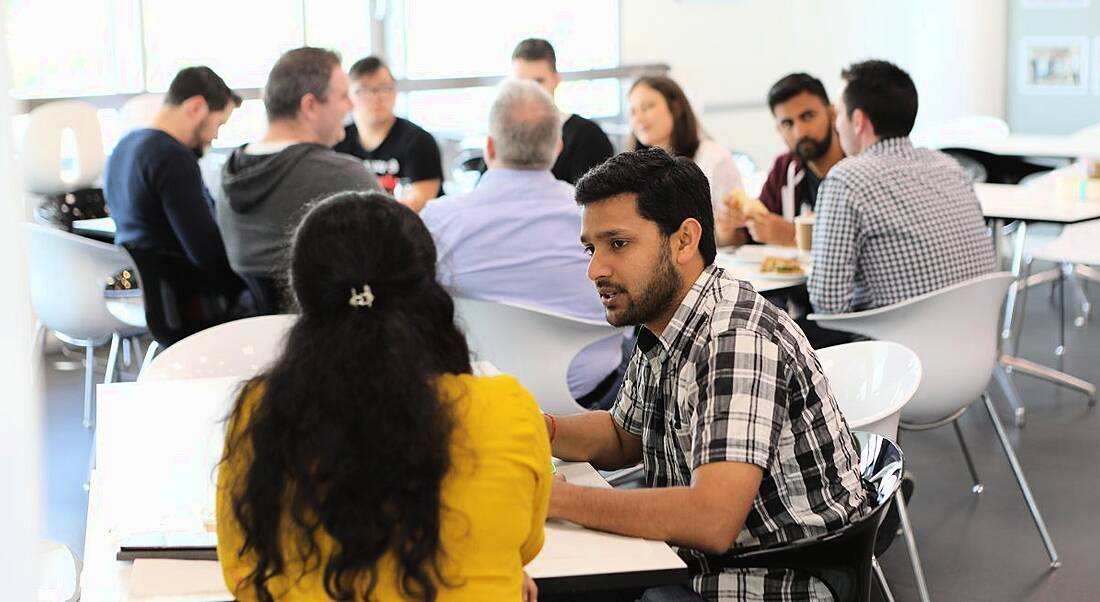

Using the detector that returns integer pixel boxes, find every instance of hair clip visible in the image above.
[348,284,375,308]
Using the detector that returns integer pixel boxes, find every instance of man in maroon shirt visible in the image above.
[724,73,846,246]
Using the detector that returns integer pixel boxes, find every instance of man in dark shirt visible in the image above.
[720,73,845,247]
[511,38,614,184]
[104,66,241,293]
[333,56,443,212]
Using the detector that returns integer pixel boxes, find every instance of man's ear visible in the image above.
[181,95,209,121]
[852,107,871,138]
[828,104,837,124]
[673,218,703,265]
[485,136,496,162]
[299,93,318,121]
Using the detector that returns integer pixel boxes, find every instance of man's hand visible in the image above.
[722,193,750,230]
[746,212,796,246]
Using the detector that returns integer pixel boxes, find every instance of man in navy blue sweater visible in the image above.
[104,66,241,296]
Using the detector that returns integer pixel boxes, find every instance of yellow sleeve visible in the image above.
[216,387,259,602]
[515,384,552,565]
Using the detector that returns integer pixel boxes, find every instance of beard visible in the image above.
[597,244,681,328]
[794,126,833,162]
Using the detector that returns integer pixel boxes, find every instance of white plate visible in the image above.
[746,269,808,282]
[718,244,800,264]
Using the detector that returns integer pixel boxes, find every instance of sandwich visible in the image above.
[730,189,768,217]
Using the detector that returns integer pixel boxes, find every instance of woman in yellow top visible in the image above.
[217,191,552,601]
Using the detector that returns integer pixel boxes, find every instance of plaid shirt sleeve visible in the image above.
[691,330,786,470]
[808,175,861,314]
[611,355,645,437]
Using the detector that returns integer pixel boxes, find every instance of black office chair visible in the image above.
[122,245,248,347]
[240,273,288,315]
[688,432,904,602]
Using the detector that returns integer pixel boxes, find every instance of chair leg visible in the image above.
[82,344,95,429]
[104,333,121,385]
[952,418,983,494]
[993,364,1027,428]
[1055,265,1066,357]
[1008,257,1034,360]
[982,393,1061,568]
[1066,265,1090,326]
[871,556,896,602]
[894,493,932,602]
[138,340,160,379]
[1001,221,1029,341]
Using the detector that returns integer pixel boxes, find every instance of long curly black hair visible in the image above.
[221,191,472,601]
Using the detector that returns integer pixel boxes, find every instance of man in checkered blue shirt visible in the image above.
[545,148,870,601]
[808,60,996,314]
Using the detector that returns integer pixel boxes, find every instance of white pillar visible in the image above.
[0,10,42,602]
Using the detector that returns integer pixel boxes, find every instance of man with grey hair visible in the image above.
[421,79,622,407]
[217,47,380,307]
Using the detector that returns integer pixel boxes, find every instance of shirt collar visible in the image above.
[863,136,914,157]
[476,167,557,188]
[637,264,721,360]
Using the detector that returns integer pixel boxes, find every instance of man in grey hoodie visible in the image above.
[217,47,380,286]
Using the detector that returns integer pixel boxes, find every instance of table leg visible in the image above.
[1001,221,1028,341]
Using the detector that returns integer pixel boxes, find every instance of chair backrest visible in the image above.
[810,272,1014,425]
[118,94,165,133]
[705,432,903,602]
[22,223,132,341]
[139,314,296,381]
[121,244,244,347]
[815,341,921,440]
[454,297,621,415]
[21,101,104,195]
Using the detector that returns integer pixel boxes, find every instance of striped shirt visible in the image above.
[808,137,996,314]
[612,265,869,601]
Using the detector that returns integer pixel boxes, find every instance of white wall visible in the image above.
[0,8,41,601]
[620,0,1008,169]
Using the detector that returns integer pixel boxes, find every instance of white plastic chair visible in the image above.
[1011,221,1100,359]
[23,223,145,427]
[118,93,165,133]
[809,272,1061,569]
[817,341,926,602]
[139,314,296,382]
[21,100,105,195]
[454,297,621,415]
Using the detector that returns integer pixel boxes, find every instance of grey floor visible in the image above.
[41,266,1100,601]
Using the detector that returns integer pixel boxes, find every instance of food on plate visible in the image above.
[760,256,804,275]
[730,189,769,217]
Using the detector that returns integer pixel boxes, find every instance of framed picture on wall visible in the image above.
[1019,36,1089,95]
[1020,0,1090,8]
[1094,37,1100,93]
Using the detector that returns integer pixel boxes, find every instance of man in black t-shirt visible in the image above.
[511,38,614,184]
[334,56,443,212]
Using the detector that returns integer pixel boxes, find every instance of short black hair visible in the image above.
[575,147,716,265]
[840,60,918,139]
[511,38,557,72]
[767,73,829,112]
[165,66,241,112]
[348,55,391,80]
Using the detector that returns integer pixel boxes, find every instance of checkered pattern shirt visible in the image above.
[612,265,869,602]
[807,137,996,314]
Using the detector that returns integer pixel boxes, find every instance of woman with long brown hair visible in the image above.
[216,191,550,601]
[626,76,744,245]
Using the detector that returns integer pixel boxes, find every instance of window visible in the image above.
[4,0,142,98]
[393,0,621,138]
[399,0,619,79]
[4,0,373,97]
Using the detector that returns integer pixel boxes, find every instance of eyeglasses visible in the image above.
[353,85,396,97]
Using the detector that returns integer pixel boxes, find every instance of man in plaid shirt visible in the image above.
[546,147,869,601]
[808,60,995,314]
